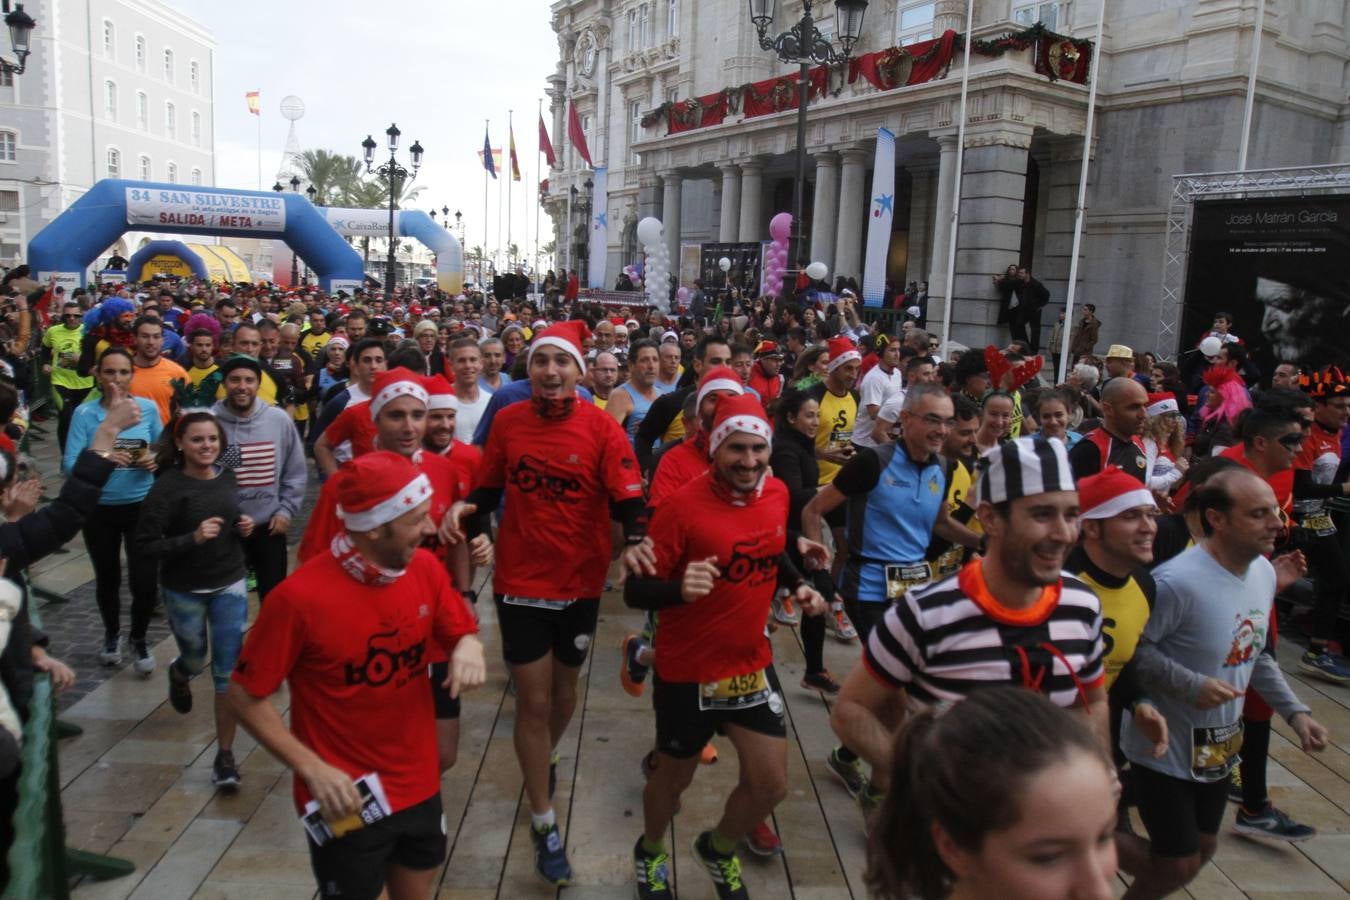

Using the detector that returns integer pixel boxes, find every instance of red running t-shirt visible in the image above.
[647,473,789,683]
[231,548,477,814]
[477,399,643,600]
[325,401,378,460]
[440,439,483,498]
[648,434,710,509]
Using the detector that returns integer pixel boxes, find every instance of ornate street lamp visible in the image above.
[362,123,423,294]
[2,2,36,76]
[748,0,867,296]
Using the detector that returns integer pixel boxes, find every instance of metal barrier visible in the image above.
[2,675,65,899]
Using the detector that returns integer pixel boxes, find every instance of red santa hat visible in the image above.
[1078,465,1157,521]
[369,367,429,420]
[1146,392,1180,417]
[336,451,434,531]
[709,393,773,455]
[826,336,861,374]
[528,320,590,371]
[696,364,745,409]
[424,374,455,411]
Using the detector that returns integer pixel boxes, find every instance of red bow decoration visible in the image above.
[983,346,1043,392]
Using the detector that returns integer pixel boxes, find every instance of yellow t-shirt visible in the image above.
[1072,562,1153,690]
[593,394,608,411]
[301,331,331,360]
[815,388,857,486]
[187,364,219,386]
[928,460,975,576]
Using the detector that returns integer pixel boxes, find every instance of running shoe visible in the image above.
[549,749,560,799]
[700,742,719,765]
[98,634,123,667]
[1227,767,1244,804]
[632,837,674,900]
[826,747,868,798]
[132,640,156,676]
[1234,804,1316,842]
[772,594,801,626]
[801,670,841,695]
[167,662,192,714]
[1298,648,1350,684]
[745,821,783,857]
[828,606,858,642]
[211,750,241,791]
[858,784,884,819]
[621,634,650,697]
[692,831,749,900]
[531,822,572,886]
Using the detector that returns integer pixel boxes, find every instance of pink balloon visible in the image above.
[769,212,793,243]
[677,286,690,301]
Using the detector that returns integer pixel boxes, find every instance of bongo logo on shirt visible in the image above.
[721,534,779,587]
[509,454,583,502]
[343,628,427,687]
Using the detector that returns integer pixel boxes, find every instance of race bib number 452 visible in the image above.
[699,669,770,711]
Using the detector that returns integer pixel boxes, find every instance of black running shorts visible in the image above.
[308,794,446,899]
[652,665,787,759]
[494,595,599,667]
[1131,763,1230,858]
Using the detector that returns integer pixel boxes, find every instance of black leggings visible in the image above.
[802,612,825,674]
[55,385,88,454]
[83,502,158,642]
[1300,530,1348,644]
[1239,717,1272,811]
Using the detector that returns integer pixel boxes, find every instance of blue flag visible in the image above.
[862,127,896,308]
[482,127,497,180]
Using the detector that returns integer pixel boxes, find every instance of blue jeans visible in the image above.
[163,582,248,693]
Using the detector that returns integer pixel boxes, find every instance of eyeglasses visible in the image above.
[911,413,958,429]
[1277,433,1307,450]
[63,314,81,320]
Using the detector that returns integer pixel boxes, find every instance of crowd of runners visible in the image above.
[0,267,1344,899]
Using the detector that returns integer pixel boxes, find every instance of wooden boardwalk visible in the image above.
[49,571,1349,899]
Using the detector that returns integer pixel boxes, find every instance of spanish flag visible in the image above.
[245,91,260,116]
[508,124,522,182]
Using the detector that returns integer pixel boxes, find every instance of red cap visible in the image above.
[1079,465,1157,520]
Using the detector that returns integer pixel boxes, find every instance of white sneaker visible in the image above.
[132,640,156,676]
[98,635,123,666]
[828,606,858,642]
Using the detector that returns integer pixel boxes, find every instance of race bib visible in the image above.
[113,437,149,462]
[933,546,966,578]
[501,595,573,610]
[1191,721,1243,780]
[699,669,770,711]
[1299,513,1336,537]
[885,562,932,601]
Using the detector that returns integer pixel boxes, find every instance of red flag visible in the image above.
[538,115,556,167]
[567,100,592,167]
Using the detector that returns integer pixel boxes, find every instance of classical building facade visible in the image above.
[1,0,216,269]
[544,0,1348,353]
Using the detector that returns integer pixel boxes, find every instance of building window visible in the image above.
[164,102,176,138]
[191,111,201,146]
[107,148,121,178]
[898,1,936,44]
[136,92,148,130]
[167,162,177,184]
[163,49,175,83]
[667,0,678,39]
[104,80,118,120]
[0,68,12,87]
[0,190,18,211]
[639,4,652,48]
[103,20,115,59]
[191,167,202,186]
[627,8,638,53]
[1013,0,1058,29]
[629,100,643,162]
[138,155,151,180]
[135,35,146,71]
[0,131,15,162]
[665,86,678,105]
[190,60,200,94]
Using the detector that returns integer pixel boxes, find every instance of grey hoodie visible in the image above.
[212,397,307,524]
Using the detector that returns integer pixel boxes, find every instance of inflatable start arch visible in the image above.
[317,208,465,294]
[26,179,366,292]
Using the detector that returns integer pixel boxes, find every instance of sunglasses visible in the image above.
[63,314,82,320]
[1277,433,1306,450]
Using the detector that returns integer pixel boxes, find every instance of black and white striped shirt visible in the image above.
[864,559,1105,709]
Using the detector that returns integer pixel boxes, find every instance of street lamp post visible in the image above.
[362,124,423,295]
[1,2,37,77]
[748,0,867,297]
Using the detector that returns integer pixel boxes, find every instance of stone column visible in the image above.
[809,151,840,277]
[950,127,1034,349]
[738,160,764,243]
[661,173,683,269]
[905,162,937,284]
[834,148,869,282]
[927,134,959,332]
[1039,139,1085,310]
[718,163,742,242]
[934,0,967,35]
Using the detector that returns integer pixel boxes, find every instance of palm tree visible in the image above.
[297,149,363,205]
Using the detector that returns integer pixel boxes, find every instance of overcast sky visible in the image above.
[173,0,560,257]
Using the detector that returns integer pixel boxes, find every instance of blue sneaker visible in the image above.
[1234,804,1316,842]
[1299,649,1350,684]
[531,822,572,886]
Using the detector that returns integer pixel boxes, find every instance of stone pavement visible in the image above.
[17,419,1350,898]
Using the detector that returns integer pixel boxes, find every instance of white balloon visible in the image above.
[805,261,828,280]
[718,257,731,272]
[636,217,664,248]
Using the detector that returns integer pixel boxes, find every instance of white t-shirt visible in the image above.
[450,388,492,443]
[852,365,903,448]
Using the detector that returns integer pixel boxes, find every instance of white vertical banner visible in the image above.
[861,127,896,308]
[587,165,609,289]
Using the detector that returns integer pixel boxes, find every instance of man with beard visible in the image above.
[478,337,511,393]
[830,436,1109,793]
[128,316,189,426]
